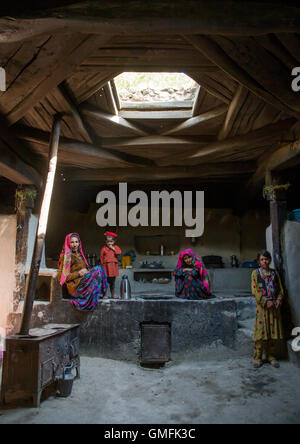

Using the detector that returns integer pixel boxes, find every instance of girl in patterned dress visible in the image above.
[252,250,284,368]
[174,249,211,300]
[57,233,108,311]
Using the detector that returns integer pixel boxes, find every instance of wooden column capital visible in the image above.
[15,185,38,212]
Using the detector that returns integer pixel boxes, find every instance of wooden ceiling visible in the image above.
[0,1,299,187]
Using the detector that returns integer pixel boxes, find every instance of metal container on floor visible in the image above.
[56,364,75,398]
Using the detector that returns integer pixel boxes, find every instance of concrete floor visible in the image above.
[0,354,300,424]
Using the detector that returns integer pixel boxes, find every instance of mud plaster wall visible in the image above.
[0,215,16,333]
[45,204,269,268]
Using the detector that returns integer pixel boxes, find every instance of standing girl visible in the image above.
[100,231,122,299]
[57,233,108,311]
[252,250,284,368]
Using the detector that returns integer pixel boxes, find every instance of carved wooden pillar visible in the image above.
[14,185,37,311]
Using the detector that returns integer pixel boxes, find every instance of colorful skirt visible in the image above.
[70,266,108,311]
[175,276,211,300]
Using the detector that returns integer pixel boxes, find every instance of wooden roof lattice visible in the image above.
[0,1,299,187]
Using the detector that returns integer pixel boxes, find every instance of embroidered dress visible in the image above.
[70,266,108,311]
[252,268,284,342]
[174,249,211,300]
[57,233,108,311]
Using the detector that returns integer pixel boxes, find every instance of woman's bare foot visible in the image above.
[270,360,280,368]
[253,360,263,368]
[111,291,119,299]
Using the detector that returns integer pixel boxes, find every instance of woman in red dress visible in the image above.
[100,231,122,299]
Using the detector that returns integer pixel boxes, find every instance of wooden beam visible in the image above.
[188,72,233,105]
[184,35,300,118]
[276,33,300,63]
[0,139,42,187]
[1,2,300,42]
[66,71,122,104]
[80,47,218,70]
[192,86,204,116]
[210,35,300,114]
[4,35,113,125]
[103,82,119,115]
[218,85,249,140]
[256,34,299,70]
[157,118,296,164]
[268,140,300,172]
[249,139,300,187]
[57,82,94,144]
[0,116,42,171]
[14,125,156,167]
[120,101,194,111]
[110,79,121,111]
[160,105,227,136]
[119,110,192,120]
[66,161,256,182]
[100,135,216,151]
[80,104,150,137]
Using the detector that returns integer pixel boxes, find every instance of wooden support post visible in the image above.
[18,116,61,336]
[14,186,37,311]
[264,171,288,275]
[269,192,287,275]
[266,178,295,337]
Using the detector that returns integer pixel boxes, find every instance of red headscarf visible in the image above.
[174,249,211,293]
[58,233,89,285]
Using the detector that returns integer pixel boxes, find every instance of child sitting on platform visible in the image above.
[252,250,284,369]
[100,231,122,299]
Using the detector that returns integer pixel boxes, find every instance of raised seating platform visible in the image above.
[7,267,257,363]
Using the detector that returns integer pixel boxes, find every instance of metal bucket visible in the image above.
[57,376,74,397]
[56,364,75,398]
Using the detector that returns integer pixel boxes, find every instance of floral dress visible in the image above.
[57,254,108,312]
[175,266,211,300]
[251,268,284,341]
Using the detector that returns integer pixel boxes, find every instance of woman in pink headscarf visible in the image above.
[57,233,108,311]
[174,249,211,300]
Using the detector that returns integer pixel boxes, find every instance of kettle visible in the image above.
[231,255,239,268]
[120,275,132,300]
[56,363,75,398]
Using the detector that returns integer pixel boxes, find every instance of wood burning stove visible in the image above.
[1,324,80,407]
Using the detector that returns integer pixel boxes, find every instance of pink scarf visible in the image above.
[58,233,89,285]
[175,249,211,293]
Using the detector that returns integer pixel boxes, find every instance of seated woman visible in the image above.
[57,233,108,311]
[174,249,211,300]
